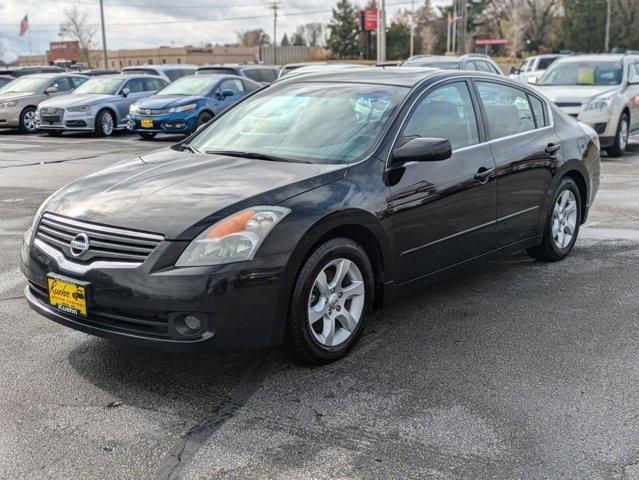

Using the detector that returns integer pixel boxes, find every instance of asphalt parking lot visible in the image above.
[1,130,639,480]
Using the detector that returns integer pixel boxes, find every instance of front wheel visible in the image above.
[196,111,213,129]
[19,107,38,133]
[527,177,582,261]
[94,110,115,137]
[606,112,629,157]
[287,237,374,365]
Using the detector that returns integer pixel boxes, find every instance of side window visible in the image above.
[123,78,145,93]
[242,80,259,92]
[476,82,537,139]
[464,61,478,71]
[628,62,639,80]
[143,78,164,91]
[258,68,277,83]
[220,79,245,94]
[475,61,493,73]
[49,77,73,92]
[242,69,261,82]
[528,94,547,128]
[401,82,479,150]
[71,77,87,88]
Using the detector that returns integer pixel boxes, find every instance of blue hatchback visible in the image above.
[127,74,261,139]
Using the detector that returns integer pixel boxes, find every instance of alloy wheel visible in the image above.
[102,113,114,135]
[552,190,578,249]
[23,110,37,132]
[619,116,629,151]
[307,258,365,347]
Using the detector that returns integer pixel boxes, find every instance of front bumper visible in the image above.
[128,111,198,135]
[0,105,22,127]
[21,234,290,352]
[36,109,96,131]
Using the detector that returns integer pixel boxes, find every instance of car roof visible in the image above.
[555,54,627,63]
[89,74,164,81]
[122,64,196,70]
[278,66,441,87]
[13,72,87,79]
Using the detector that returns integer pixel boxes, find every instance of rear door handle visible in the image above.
[545,143,561,155]
[474,167,494,184]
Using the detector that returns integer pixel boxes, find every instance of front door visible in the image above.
[388,80,497,284]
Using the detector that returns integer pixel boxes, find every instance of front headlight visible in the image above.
[169,103,197,113]
[129,104,140,114]
[0,101,17,108]
[176,206,290,267]
[585,96,613,111]
[67,105,91,113]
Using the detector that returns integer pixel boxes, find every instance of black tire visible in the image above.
[46,130,63,137]
[526,177,582,262]
[18,107,37,133]
[94,109,115,137]
[197,111,213,129]
[287,237,374,365]
[139,132,157,140]
[606,112,629,157]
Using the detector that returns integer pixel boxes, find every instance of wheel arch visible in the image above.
[556,162,589,224]
[96,106,118,124]
[271,208,392,345]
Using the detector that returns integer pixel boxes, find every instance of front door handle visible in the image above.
[545,143,561,155]
[474,167,494,184]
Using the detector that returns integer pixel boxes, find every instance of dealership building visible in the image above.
[17,41,327,68]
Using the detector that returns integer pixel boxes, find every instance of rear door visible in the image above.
[473,80,560,247]
[627,62,639,132]
[388,79,497,283]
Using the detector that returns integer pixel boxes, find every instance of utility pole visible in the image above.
[409,0,415,58]
[99,0,108,69]
[269,2,280,65]
[452,0,457,54]
[459,0,467,54]
[604,0,611,52]
[377,0,386,62]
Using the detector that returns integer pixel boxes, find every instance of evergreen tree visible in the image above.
[281,33,290,47]
[561,0,606,52]
[327,0,360,58]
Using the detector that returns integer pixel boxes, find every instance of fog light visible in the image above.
[184,314,202,331]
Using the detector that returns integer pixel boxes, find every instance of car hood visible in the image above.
[43,148,345,240]
[0,92,37,102]
[39,93,116,108]
[536,85,618,104]
[136,95,204,109]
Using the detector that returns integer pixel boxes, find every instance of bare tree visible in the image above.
[524,0,559,50]
[236,29,271,47]
[62,5,97,67]
[303,23,324,47]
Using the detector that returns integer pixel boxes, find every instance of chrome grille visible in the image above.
[35,212,164,264]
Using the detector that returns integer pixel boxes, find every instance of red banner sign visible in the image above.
[361,9,378,31]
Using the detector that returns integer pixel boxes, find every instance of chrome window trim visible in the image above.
[42,212,164,242]
[34,238,142,275]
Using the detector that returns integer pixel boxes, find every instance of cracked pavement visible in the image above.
[1,129,638,479]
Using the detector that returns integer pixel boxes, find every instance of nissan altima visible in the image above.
[21,68,600,364]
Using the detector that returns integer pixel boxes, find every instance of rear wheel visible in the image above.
[287,237,374,365]
[527,177,581,261]
[606,112,629,157]
[139,132,157,140]
[94,110,115,137]
[19,107,37,133]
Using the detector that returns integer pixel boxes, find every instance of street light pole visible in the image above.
[604,0,611,52]
[409,0,415,58]
[269,2,280,65]
[378,0,386,62]
[99,0,108,69]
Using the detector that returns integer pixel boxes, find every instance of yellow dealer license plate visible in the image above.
[140,119,154,128]
[47,276,87,317]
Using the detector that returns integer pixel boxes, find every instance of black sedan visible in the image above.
[21,68,600,364]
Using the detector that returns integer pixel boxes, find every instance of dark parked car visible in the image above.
[196,64,279,85]
[22,68,600,364]
[128,74,261,138]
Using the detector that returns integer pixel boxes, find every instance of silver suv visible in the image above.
[36,75,166,136]
[0,73,88,133]
[536,53,639,156]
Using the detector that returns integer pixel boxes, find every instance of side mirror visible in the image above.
[629,75,639,85]
[392,137,452,165]
[44,86,57,94]
[222,89,235,98]
[527,75,539,85]
[121,86,130,97]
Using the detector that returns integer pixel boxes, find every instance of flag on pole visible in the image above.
[19,14,29,36]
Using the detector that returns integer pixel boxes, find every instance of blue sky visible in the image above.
[0,0,450,63]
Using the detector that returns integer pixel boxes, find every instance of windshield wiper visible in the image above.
[204,150,310,163]
[180,143,201,154]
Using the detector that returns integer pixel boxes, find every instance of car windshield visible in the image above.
[404,60,460,69]
[72,77,123,94]
[0,76,48,93]
[190,82,407,164]
[539,61,622,86]
[157,76,217,96]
